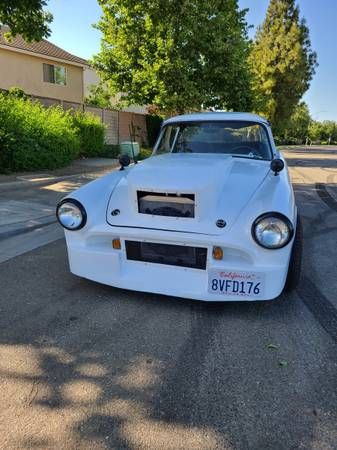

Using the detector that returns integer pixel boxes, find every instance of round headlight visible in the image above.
[252,213,294,249]
[56,199,87,231]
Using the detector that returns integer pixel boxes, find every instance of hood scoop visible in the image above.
[106,154,270,235]
[137,191,195,218]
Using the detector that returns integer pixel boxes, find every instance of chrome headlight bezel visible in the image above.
[56,198,87,231]
[252,212,294,249]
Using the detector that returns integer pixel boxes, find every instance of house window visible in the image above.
[43,63,67,85]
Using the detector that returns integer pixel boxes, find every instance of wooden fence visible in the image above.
[32,95,148,146]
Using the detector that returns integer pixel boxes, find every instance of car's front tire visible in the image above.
[284,214,303,293]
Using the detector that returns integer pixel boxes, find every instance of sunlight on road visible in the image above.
[42,180,83,193]
[0,345,228,450]
[117,399,229,450]
[289,166,337,184]
[115,356,162,390]
[106,356,230,450]
[283,149,337,186]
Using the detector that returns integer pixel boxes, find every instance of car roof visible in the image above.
[163,112,269,126]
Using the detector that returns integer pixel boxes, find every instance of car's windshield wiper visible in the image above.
[231,154,262,160]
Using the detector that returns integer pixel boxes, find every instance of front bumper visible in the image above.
[64,224,291,302]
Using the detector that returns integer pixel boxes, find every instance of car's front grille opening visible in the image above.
[137,191,195,218]
[125,241,207,270]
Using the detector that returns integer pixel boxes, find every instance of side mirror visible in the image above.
[119,153,131,170]
[270,158,284,176]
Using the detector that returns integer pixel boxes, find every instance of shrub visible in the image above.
[0,93,80,172]
[99,144,153,161]
[71,111,105,157]
[101,144,120,158]
[138,147,153,160]
[84,84,113,109]
[7,86,28,100]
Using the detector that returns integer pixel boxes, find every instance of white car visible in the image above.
[56,112,302,302]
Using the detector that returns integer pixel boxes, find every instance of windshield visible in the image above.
[155,121,272,160]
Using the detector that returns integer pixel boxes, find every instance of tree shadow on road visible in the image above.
[0,208,337,449]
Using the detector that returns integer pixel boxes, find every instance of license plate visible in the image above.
[208,269,265,298]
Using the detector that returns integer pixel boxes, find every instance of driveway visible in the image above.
[0,148,336,450]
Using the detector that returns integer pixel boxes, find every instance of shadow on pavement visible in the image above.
[0,240,336,449]
[286,158,337,169]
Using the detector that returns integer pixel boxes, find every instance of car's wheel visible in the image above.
[284,214,303,293]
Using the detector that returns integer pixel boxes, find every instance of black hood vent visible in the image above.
[137,191,195,218]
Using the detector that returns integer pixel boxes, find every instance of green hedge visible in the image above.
[0,92,106,173]
[101,144,120,158]
[138,147,153,160]
[101,145,153,161]
[0,93,79,172]
[72,111,105,157]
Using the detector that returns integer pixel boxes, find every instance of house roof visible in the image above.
[0,26,88,67]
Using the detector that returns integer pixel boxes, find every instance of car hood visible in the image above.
[106,153,270,235]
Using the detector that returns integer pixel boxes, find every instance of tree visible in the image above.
[309,120,337,144]
[249,0,317,133]
[308,121,323,143]
[283,101,311,143]
[0,0,52,41]
[321,121,337,144]
[85,84,114,109]
[94,0,253,114]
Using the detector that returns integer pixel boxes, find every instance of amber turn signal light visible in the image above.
[212,246,223,260]
[112,238,121,250]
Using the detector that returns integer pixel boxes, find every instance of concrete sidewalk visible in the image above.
[0,159,119,263]
[0,157,119,192]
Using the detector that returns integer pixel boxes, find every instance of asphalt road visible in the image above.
[0,148,336,450]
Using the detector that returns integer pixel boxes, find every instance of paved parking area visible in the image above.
[0,148,336,449]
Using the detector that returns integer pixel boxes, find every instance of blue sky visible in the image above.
[47,0,337,121]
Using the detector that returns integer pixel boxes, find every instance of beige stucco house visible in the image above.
[0,27,149,145]
[0,26,88,107]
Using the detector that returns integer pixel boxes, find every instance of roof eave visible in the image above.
[0,43,88,68]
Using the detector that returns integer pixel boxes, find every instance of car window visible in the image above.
[156,126,179,154]
[154,121,272,160]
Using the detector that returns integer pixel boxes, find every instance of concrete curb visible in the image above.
[0,174,80,192]
[0,215,57,241]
